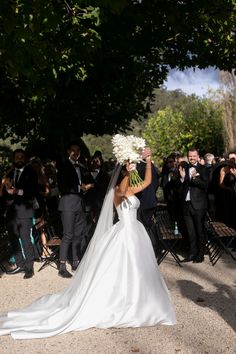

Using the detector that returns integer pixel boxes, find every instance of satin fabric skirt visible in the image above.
[0,216,176,339]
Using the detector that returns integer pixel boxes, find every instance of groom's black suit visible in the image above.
[180,163,209,258]
[57,160,90,263]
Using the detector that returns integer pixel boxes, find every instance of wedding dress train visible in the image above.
[0,195,176,339]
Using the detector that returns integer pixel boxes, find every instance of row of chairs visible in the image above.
[205,217,236,265]
[149,205,236,266]
[1,208,236,274]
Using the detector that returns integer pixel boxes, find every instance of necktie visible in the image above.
[14,169,20,187]
[74,164,81,184]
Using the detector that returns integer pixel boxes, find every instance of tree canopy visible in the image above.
[0,0,236,147]
[143,96,225,163]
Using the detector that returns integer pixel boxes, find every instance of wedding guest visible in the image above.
[203,153,216,219]
[217,151,236,228]
[85,153,110,223]
[160,155,180,222]
[179,148,209,263]
[136,159,160,231]
[204,153,215,168]
[57,143,94,278]
[43,161,60,234]
[0,142,176,339]
[2,149,38,278]
[30,158,51,259]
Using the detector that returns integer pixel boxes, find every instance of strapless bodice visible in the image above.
[116,195,140,222]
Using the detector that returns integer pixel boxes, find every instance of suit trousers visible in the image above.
[59,209,87,262]
[183,201,206,257]
[7,217,34,271]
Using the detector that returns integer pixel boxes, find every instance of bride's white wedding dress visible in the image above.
[0,195,176,339]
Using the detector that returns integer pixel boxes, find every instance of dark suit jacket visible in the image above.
[83,168,110,212]
[57,160,82,196]
[136,162,159,210]
[57,160,94,212]
[4,164,38,218]
[180,163,209,210]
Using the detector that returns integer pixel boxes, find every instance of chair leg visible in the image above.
[37,247,60,272]
[157,239,182,267]
[207,236,236,265]
[0,263,6,272]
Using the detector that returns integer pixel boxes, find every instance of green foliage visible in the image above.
[143,96,225,163]
[82,134,113,160]
[143,107,186,162]
[0,0,235,148]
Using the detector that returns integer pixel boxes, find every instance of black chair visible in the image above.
[205,215,236,265]
[33,220,61,272]
[151,206,183,266]
[37,236,61,272]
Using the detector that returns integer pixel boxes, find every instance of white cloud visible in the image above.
[164,67,220,96]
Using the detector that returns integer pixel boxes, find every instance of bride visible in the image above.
[0,148,176,339]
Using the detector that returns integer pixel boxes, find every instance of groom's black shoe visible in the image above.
[58,269,72,278]
[6,266,25,275]
[181,255,196,263]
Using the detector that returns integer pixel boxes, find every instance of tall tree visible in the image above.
[218,70,236,152]
[0,0,235,147]
[143,96,225,163]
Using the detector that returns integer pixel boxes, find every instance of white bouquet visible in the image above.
[112,134,146,186]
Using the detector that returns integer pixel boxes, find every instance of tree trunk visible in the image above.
[219,70,236,152]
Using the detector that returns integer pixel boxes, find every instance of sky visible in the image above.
[164,67,220,97]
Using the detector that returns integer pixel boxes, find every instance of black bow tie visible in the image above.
[73,163,80,167]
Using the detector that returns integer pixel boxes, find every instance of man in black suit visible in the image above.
[85,154,110,224]
[135,149,160,256]
[57,143,94,278]
[3,149,38,278]
[179,149,209,263]
[136,158,159,230]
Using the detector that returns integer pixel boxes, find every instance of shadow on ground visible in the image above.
[178,279,236,332]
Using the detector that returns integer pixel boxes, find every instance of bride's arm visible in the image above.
[113,172,129,206]
[114,148,152,204]
[128,154,152,194]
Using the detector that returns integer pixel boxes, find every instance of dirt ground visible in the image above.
[0,253,235,354]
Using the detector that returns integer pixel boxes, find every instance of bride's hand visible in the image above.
[141,147,152,160]
[126,162,136,172]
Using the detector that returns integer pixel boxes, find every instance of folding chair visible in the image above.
[38,236,61,272]
[152,207,183,266]
[205,215,236,265]
[34,220,61,272]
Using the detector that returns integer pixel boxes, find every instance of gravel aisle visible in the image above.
[0,254,235,354]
